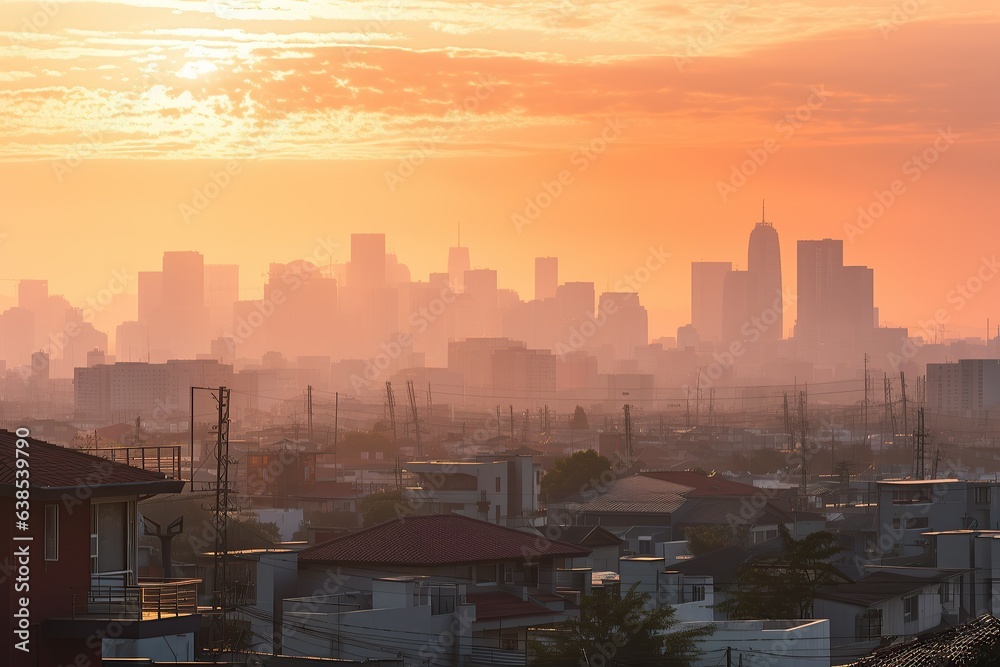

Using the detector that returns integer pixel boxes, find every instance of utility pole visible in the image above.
[863,353,870,453]
[695,368,701,426]
[211,386,232,659]
[522,410,529,444]
[510,405,514,440]
[623,404,633,472]
[385,382,397,445]
[496,405,502,437]
[306,384,313,441]
[799,391,808,508]
[406,380,422,458]
[726,646,732,667]
[783,392,791,449]
[900,371,908,451]
[915,407,927,480]
[334,392,339,451]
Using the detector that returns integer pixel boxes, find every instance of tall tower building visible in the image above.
[746,206,783,340]
[448,227,470,293]
[796,239,844,341]
[534,257,558,301]
[691,262,732,341]
[348,233,386,289]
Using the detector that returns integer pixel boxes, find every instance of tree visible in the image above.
[570,405,589,430]
[685,524,748,557]
[541,449,612,502]
[718,525,842,619]
[530,585,712,667]
[359,489,404,527]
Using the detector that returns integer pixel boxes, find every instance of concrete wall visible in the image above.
[680,619,829,667]
[103,634,194,661]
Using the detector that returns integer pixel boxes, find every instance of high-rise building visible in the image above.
[204,264,239,339]
[691,262,732,342]
[534,257,558,301]
[747,216,783,340]
[348,233,386,290]
[448,244,470,294]
[796,239,875,344]
[796,239,843,342]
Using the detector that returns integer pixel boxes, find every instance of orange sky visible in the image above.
[1,0,998,340]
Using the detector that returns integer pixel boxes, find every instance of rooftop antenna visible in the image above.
[762,199,765,223]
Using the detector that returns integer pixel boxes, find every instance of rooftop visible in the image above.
[299,514,589,566]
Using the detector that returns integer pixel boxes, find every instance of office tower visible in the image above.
[448,232,470,293]
[161,251,209,358]
[721,270,749,344]
[691,262,732,341]
[534,257,558,301]
[204,264,239,339]
[796,239,843,341]
[348,233,386,289]
[747,213,783,340]
[555,282,595,322]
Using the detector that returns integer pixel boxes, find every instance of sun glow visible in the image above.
[176,59,219,79]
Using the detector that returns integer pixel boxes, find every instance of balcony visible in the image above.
[72,578,201,620]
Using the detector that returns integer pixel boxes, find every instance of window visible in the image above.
[360,451,369,460]
[476,563,497,583]
[638,537,653,555]
[975,486,991,505]
[892,516,930,530]
[940,582,953,603]
[892,489,931,504]
[495,476,501,493]
[44,505,58,561]
[903,595,918,623]
[691,585,706,602]
[375,451,384,460]
[856,609,883,641]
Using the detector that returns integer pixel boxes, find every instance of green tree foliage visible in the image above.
[358,489,404,527]
[541,449,612,502]
[718,525,842,620]
[570,405,589,429]
[685,524,748,557]
[530,585,712,667]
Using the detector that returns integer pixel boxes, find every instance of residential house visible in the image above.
[0,430,197,667]
[282,514,590,665]
[843,613,1000,666]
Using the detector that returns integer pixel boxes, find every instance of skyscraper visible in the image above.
[534,257,558,301]
[691,261,732,341]
[746,211,783,340]
[348,233,386,289]
[448,227,470,293]
[796,238,875,346]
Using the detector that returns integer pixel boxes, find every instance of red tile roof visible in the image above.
[299,514,590,566]
[467,591,557,621]
[640,471,759,497]
[0,429,183,495]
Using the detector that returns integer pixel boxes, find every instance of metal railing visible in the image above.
[72,578,200,620]
[90,445,183,479]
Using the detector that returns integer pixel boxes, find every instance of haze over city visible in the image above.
[3,2,1000,667]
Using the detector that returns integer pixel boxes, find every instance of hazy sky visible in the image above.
[1,0,998,339]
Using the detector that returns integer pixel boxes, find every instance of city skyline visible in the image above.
[0,1,998,338]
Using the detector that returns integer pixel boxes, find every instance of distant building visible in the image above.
[927,359,1000,416]
[691,261,731,342]
[534,256,558,301]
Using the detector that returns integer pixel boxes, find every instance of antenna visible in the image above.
[761,199,765,223]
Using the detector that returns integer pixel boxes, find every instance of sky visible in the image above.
[0,0,998,339]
